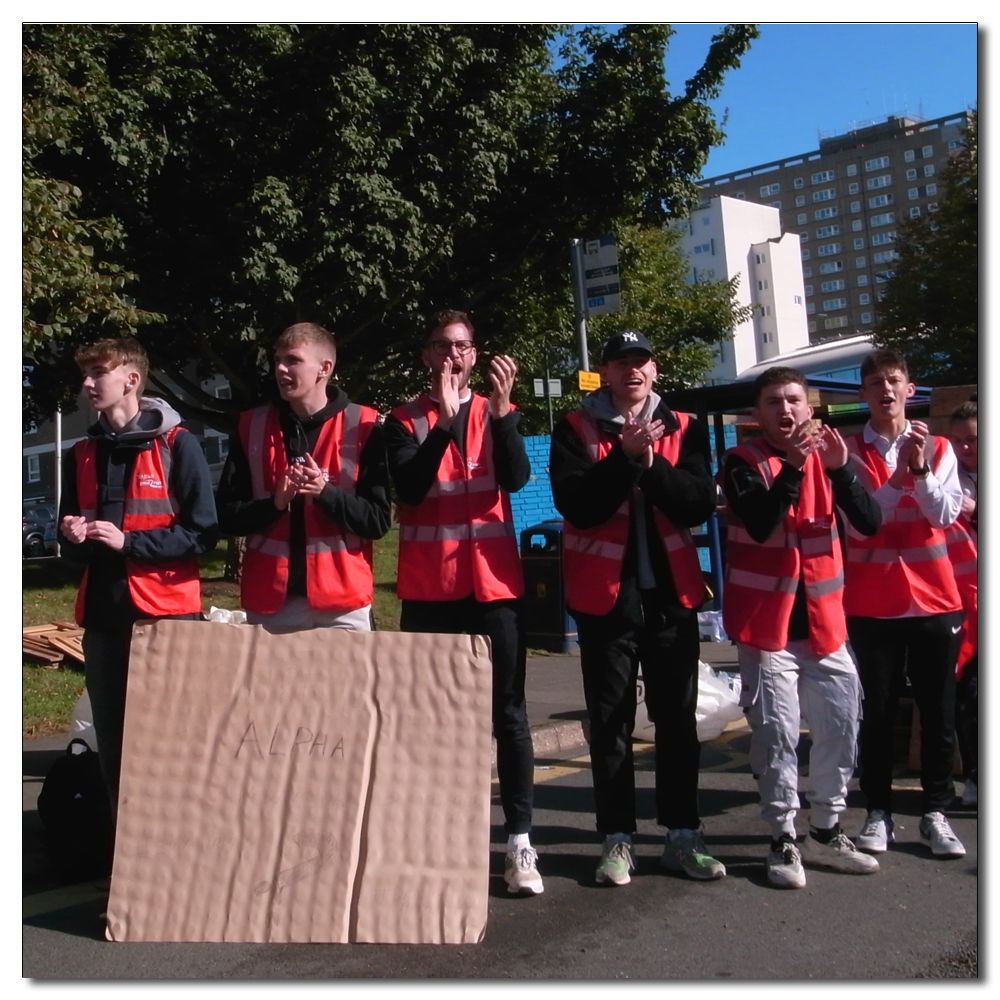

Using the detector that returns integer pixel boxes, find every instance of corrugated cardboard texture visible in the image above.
[106,621,493,944]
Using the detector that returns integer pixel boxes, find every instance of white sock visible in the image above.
[508,833,531,851]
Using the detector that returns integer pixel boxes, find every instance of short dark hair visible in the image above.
[752,366,808,403]
[860,349,909,381]
[425,309,474,343]
[950,400,978,423]
[274,322,336,361]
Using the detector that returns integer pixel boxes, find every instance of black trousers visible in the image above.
[847,611,962,815]
[573,591,702,835]
[400,596,534,835]
[956,654,978,787]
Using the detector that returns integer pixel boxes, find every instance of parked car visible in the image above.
[23,501,58,558]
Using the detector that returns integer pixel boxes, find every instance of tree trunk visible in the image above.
[224,535,245,584]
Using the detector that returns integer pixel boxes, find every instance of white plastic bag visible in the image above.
[207,606,248,624]
[695,660,744,742]
[697,610,729,643]
[70,689,98,751]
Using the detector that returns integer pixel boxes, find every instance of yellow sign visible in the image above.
[578,370,602,391]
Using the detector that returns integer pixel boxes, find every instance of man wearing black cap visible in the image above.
[549,331,722,885]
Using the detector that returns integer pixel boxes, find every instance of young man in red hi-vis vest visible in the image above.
[550,331,722,886]
[217,323,390,632]
[59,338,218,816]
[385,309,541,896]
[722,367,881,889]
[846,350,967,860]
[947,400,977,809]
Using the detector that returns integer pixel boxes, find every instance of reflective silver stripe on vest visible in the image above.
[306,534,364,554]
[847,543,949,564]
[399,521,515,542]
[800,534,834,556]
[950,559,977,577]
[805,572,843,599]
[562,532,626,562]
[157,435,173,487]
[247,535,287,557]
[428,476,499,496]
[727,566,798,596]
[123,498,179,516]
[337,405,363,496]
[403,401,430,445]
[887,505,926,522]
[728,523,798,549]
[246,406,272,500]
[662,529,694,552]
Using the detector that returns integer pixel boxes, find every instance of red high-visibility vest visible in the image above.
[392,393,523,602]
[945,511,978,675]
[73,428,202,624]
[722,438,846,657]
[844,433,961,617]
[238,403,377,614]
[560,408,708,617]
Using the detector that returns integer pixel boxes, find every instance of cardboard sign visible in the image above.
[106,621,493,944]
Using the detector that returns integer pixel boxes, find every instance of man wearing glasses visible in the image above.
[385,309,541,896]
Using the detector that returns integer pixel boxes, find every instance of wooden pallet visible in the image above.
[22,622,85,666]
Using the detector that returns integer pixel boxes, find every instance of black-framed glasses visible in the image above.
[427,339,475,356]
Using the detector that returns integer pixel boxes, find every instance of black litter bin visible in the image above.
[519,519,578,653]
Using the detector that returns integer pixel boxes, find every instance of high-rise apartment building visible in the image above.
[698,111,970,343]
[678,195,808,384]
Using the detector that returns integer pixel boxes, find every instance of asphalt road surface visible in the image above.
[23,729,977,980]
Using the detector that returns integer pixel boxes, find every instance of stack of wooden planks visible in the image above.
[23,622,85,666]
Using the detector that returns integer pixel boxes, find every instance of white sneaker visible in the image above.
[960,780,977,808]
[801,829,879,874]
[919,812,966,859]
[504,847,544,895]
[856,810,894,853]
[766,840,806,889]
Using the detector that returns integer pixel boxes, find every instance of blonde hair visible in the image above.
[74,337,149,388]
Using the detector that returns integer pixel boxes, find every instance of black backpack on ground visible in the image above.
[36,738,113,881]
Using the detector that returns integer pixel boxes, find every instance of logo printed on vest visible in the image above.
[136,473,163,490]
[467,459,482,471]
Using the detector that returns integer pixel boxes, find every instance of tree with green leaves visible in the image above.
[874,109,977,384]
[23,23,759,430]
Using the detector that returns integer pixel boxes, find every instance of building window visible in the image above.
[812,188,836,202]
[734,192,746,199]
[852,220,864,231]
[855,256,867,267]
[922,144,933,157]
[802,267,813,277]
[864,156,890,171]
[905,168,918,180]
[948,139,963,151]
[27,454,40,483]
[868,194,892,208]
[814,206,837,220]
[873,250,897,263]
[823,297,848,310]
[928,202,939,212]
[860,311,873,323]
[866,175,892,190]
[820,279,845,292]
[755,253,767,264]
[818,261,844,274]
[811,170,836,184]
[859,293,871,304]
[797,213,807,224]
[904,150,916,162]
[794,177,804,188]
[808,320,817,333]
[871,232,896,246]
[804,284,814,295]
[795,195,806,207]
[794,295,803,304]
[817,242,842,257]
[846,164,858,176]
[925,183,937,196]
[757,279,769,291]
[870,213,895,227]
[824,316,850,330]
[800,233,810,242]
[760,183,780,196]
[849,201,861,213]
[807,303,816,315]
[25,421,38,435]
[853,238,865,249]
[923,164,936,177]
[768,201,782,209]
[815,225,840,238]
[694,243,712,254]
[909,206,922,218]
[848,183,860,195]
[801,249,811,260]
[907,187,920,200]
[857,275,869,287]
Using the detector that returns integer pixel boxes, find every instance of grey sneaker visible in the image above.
[661,828,726,880]
[856,810,894,853]
[801,829,879,874]
[596,837,634,886]
[919,812,966,858]
[960,780,977,808]
[504,846,544,895]
[766,840,806,889]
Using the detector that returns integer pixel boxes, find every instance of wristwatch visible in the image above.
[911,464,929,477]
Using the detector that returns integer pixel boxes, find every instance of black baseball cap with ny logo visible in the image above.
[601,330,654,363]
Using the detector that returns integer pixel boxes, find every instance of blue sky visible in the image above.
[659,23,979,179]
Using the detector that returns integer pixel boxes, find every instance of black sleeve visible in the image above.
[549,416,644,529]
[491,410,531,493]
[384,414,454,506]
[215,432,285,537]
[124,429,219,561]
[723,453,805,544]
[827,462,882,537]
[57,446,96,565]
[313,421,392,539]
[638,416,716,528]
